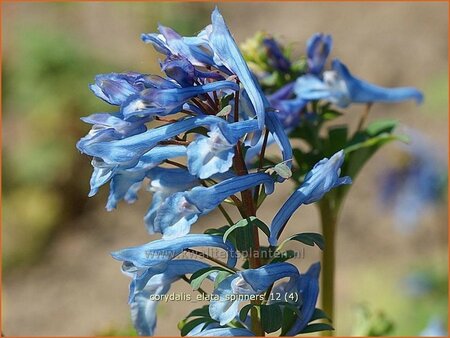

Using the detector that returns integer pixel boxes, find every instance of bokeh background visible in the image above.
[2,1,448,336]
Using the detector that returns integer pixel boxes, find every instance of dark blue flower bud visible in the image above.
[263,37,291,73]
[161,54,196,87]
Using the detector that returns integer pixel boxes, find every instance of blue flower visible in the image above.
[78,115,226,168]
[285,263,321,335]
[89,72,148,105]
[306,33,333,75]
[77,112,150,154]
[187,118,259,179]
[121,80,238,119]
[113,234,236,328]
[268,82,307,129]
[209,262,300,325]
[243,110,294,179]
[188,327,256,337]
[111,234,237,271]
[128,259,211,336]
[154,173,274,239]
[296,59,423,108]
[142,24,220,69]
[160,54,196,87]
[208,8,267,129]
[269,150,351,245]
[263,37,291,73]
[104,150,191,211]
[144,167,199,234]
[161,54,226,88]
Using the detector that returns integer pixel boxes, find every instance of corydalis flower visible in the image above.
[296,59,423,107]
[209,262,320,333]
[187,118,259,179]
[112,234,237,334]
[153,173,274,239]
[112,234,237,271]
[263,37,291,73]
[209,262,300,325]
[188,327,256,336]
[208,8,267,129]
[306,33,333,75]
[268,82,307,129]
[144,167,199,234]
[130,259,211,336]
[105,147,188,210]
[121,80,238,119]
[142,8,269,129]
[161,54,225,88]
[269,150,351,245]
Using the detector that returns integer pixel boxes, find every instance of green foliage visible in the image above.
[289,100,406,211]
[190,267,231,291]
[351,304,395,336]
[240,302,331,335]
[285,232,325,250]
[218,217,270,256]
[178,305,220,337]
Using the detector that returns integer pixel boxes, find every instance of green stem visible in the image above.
[319,198,338,336]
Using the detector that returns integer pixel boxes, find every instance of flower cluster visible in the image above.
[77,8,353,336]
[241,28,424,337]
[243,32,423,131]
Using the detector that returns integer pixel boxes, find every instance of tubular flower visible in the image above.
[295,58,423,108]
[128,259,211,336]
[144,167,199,234]
[111,234,237,271]
[188,327,256,337]
[306,33,333,75]
[263,37,291,73]
[269,150,351,245]
[153,173,274,239]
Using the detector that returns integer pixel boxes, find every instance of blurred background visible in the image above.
[2,2,448,336]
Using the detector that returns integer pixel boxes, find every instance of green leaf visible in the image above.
[310,308,332,322]
[184,305,211,320]
[345,133,407,154]
[184,126,209,137]
[365,119,398,136]
[190,267,229,290]
[216,104,232,117]
[239,303,255,322]
[299,323,334,334]
[223,217,270,253]
[288,232,325,250]
[321,108,343,121]
[220,93,234,108]
[204,225,229,236]
[261,304,283,333]
[180,318,216,336]
[280,306,298,336]
[214,271,232,288]
[326,125,348,154]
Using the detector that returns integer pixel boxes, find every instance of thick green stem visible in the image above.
[319,199,338,336]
